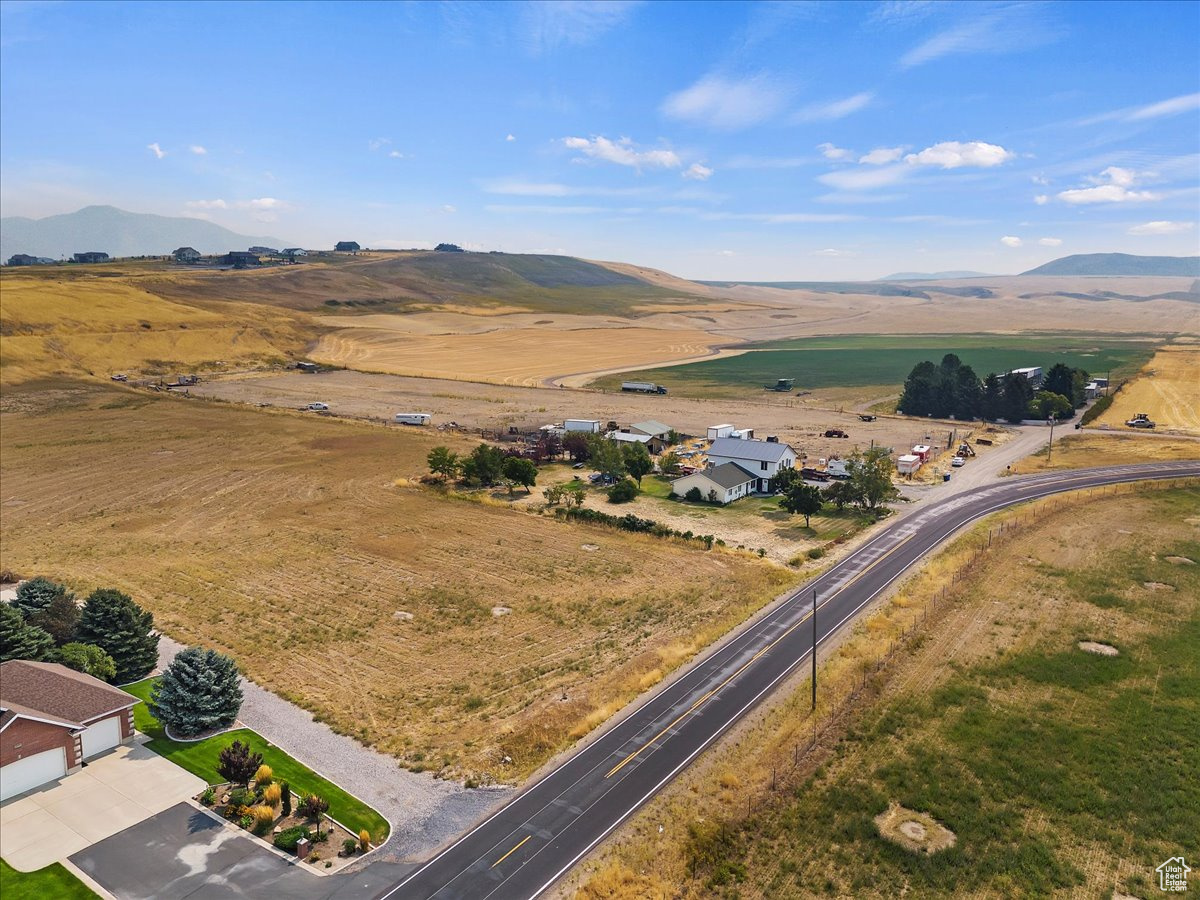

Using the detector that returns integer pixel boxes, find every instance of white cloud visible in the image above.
[1000,236,1022,248]
[562,135,680,169]
[661,73,788,130]
[505,134,516,142]
[368,137,391,151]
[244,197,280,209]
[485,204,634,215]
[794,91,873,122]
[817,142,854,161]
[859,146,904,165]
[1079,92,1200,125]
[189,145,207,155]
[186,199,227,209]
[521,0,639,53]
[442,204,457,213]
[1057,167,1161,204]
[717,249,735,257]
[682,163,713,181]
[480,179,650,197]
[814,248,853,257]
[1034,194,1049,205]
[900,4,1059,68]
[905,140,1013,169]
[388,150,406,158]
[147,142,165,159]
[818,164,909,191]
[1128,220,1195,235]
[1031,174,1049,186]
[1038,237,1062,246]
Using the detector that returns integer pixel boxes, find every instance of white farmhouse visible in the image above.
[707,437,797,493]
[671,463,756,504]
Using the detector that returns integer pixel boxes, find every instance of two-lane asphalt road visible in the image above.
[380,461,1200,900]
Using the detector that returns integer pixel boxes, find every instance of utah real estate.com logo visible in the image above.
[1158,857,1191,893]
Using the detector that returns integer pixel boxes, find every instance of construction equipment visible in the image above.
[955,442,976,458]
[765,378,795,392]
[858,414,877,422]
[823,429,849,439]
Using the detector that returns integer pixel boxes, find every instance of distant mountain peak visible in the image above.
[1021,253,1200,277]
[1,206,290,261]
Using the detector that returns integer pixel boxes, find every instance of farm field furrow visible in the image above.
[0,382,794,782]
[1094,342,1200,435]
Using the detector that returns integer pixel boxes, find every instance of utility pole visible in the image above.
[811,590,818,711]
[1047,416,1056,465]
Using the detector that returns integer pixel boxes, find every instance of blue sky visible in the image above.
[2,0,1198,279]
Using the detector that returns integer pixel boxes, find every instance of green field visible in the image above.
[123,679,389,841]
[592,333,1160,399]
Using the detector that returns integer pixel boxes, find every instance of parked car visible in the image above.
[305,402,329,411]
[572,462,585,469]
[951,456,965,467]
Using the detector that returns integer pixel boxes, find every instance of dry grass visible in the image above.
[310,320,723,386]
[1094,342,1200,435]
[564,481,1200,899]
[0,273,314,384]
[0,382,793,781]
[1010,431,1200,473]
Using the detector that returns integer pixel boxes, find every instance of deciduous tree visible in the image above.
[55,643,117,681]
[460,443,506,486]
[621,441,653,484]
[426,446,460,480]
[781,483,824,526]
[218,740,263,786]
[502,457,538,493]
[150,647,244,737]
[845,447,900,511]
[562,433,592,462]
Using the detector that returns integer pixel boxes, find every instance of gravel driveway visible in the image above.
[154,636,511,862]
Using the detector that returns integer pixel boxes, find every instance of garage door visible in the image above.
[81,716,122,759]
[1,747,67,801]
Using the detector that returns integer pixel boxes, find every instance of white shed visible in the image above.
[707,424,735,440]
[564,419,602,433]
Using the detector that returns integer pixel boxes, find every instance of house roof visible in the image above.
[0,661,135,731]
[607,431,652,444]
[702,462,757,490]
[709,437,794,463]
[630,420,672,437]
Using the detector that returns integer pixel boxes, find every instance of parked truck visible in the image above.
[621,381,668,395]
[1125,413,1155,429]
[395,413,432,426]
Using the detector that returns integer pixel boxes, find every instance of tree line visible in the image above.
[897,355,1091,422]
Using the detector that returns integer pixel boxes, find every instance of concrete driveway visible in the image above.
[0,740,205,871]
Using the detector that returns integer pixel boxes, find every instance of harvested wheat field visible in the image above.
[0,382,793,781]
[1094,342,1200,435]
[1010,431,1200,473]
[311,316,724,386]
[564,484,1200,900]
[0,273,314,384]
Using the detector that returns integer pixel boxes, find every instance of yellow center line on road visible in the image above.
[491,835,531,869]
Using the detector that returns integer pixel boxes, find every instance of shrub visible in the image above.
[199,787,215,806]
[807,547,826,560]
[262,782,281,806]
[54,643,116,681]
[254,764,273,785]
[606,478,639,503]
[281,781,292,816]
[359,829,371,852]
[273,825,311,852]
[249,804,275,831]
[150,647,243,737]
[239,813,254,830]
[684,486,703,502]
[218,740,263,786]
[343,838,359,856]
[227,787,254,809]
[299,794,330,819]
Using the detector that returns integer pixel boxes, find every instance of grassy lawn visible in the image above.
[593,332,1158,399]
[0,860,94,900]
[122,679,389,842]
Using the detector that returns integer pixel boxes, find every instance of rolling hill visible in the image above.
[1022,253,1200,277]
[876,270,994,280]
[0,205,289,260]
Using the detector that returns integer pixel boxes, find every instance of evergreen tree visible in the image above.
[56,643,117,682]
[953,365,984,419]
[1000,373,1035,423]
[12,576,71,619]
[0,604,55,662]
[981,373,1003,421]
[29,591,80,645]
[1041,363,1081,405]
[75,589,159,684]
[897,360,939,416]
[150,647,244,738]
[426,446,460,480]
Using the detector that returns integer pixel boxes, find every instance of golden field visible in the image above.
[0,382,794,780]
[1093,342,1200,435]
[1010,431,1200,473]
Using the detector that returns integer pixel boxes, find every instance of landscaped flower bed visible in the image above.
[198,768,371,873]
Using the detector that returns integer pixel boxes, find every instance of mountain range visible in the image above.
[0,206,289,260]
[1020,253,1200,277]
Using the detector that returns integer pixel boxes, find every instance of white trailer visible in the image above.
[707,424,735,440]
[395,413,432,426]
[564,419,602,433]
[621,381,668,394]
[897,454,922,475]
[730,428,754,440]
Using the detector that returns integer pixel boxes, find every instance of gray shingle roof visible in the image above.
[708,437,794,463]
[703,462,757,490]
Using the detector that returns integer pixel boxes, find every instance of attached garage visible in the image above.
[2,660,136,800]
[1,747,67,802]
[81,716,123,760]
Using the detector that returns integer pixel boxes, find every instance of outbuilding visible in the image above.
[707,424,735,440]
[1,661,137,801]
[897,454,922,475]
[564,419,602,433]
[671,463,756,504]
